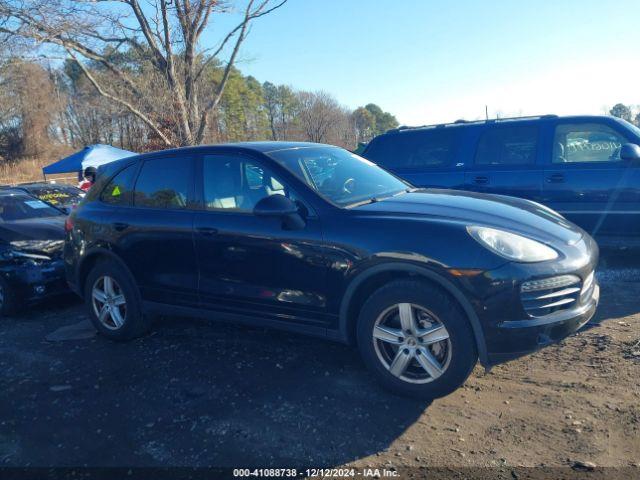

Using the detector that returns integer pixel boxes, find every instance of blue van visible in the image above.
[362,115,640,247]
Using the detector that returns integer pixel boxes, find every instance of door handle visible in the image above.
[196,227,218,236]
[112,222,129,232]
[546,173,565,183]
[474,176,489,185]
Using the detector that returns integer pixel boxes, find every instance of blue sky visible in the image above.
[207,0,640,125]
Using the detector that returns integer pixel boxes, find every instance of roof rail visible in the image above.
[386,114,558,134]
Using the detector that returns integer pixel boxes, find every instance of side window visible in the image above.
[203,155,289,212]
[475,126,538,166]
[134,157,190,209]
[100,164,137,206]
[553,123,627,163]
[365,130,458,170]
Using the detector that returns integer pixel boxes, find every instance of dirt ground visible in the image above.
[0,250,638,478]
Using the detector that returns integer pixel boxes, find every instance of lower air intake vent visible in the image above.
[521,275,582,318]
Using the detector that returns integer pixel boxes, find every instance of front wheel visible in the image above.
[357,279,477,399]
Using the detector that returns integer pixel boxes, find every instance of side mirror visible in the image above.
[620,143,640,162]
[253,195,305,230]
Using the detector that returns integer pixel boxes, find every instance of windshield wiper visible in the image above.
[345,190,407,209]
[345,197,379,208]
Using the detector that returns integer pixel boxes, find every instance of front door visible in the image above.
[193,153,332,329]
[542,120,640,238]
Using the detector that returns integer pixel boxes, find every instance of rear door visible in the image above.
[463,123,544,202]
[541,119,640,238]
[362,128,465,189]
[103,155,198,306]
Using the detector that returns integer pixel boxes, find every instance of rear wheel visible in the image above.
[84,260,151,340]
[357,279,477,399]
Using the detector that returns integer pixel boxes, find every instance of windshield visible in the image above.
[26,185,82,206]
[267,146,410,207]
[0,194,63,221]
[626,122,640,139]
[613,117,640,140]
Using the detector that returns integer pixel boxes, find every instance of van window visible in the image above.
[552,123,627,163]
[365,129,458,170]
[475,126,538,166]
[134,157,190,209]
[100,164,137,206]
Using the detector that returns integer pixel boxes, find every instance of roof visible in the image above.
[93,141,337,177]
[134,141,331,157]
[384,114,619,135]
[15,182,51,187]
[214,141,330,152]
[103,141,332,165]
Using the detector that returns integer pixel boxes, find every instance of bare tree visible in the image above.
[0,61,23,158]
[0,60,58,158]
[263,81,298,140]
[297,91,344,144]
[0,0,287,147]
[19,62,57,156]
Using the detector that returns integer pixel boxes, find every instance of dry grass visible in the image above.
[0,157,49,184]
[0,145,76,186]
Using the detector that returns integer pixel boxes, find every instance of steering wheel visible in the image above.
[343,178,356,194]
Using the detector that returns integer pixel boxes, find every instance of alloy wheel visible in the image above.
[91,275,127,330]
[372,303,452,384]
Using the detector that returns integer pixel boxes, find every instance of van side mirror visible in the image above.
[253,195,305,230]
[620,143,640,162]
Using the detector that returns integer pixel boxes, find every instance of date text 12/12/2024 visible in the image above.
[233,468,400,478]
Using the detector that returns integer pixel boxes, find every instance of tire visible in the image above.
[357,279,477,399]
[84,259,151,340]
[0,277,17,317]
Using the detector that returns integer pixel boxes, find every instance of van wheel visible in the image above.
[357,279,477,399]
[84,259,150,340]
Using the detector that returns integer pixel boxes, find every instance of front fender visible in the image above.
[338,262,489,367]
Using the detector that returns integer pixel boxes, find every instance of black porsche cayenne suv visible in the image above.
[64,142,599,398]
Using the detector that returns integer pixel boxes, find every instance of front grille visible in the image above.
[520,275,582,318]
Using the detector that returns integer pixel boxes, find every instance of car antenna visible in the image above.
[485,105,489,120]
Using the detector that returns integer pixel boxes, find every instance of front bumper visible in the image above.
[2,257,68,304]
[456,232,600,367]
[486,280,599,366]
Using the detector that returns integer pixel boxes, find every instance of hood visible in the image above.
[0,217,66,256]
[353,189,583,244]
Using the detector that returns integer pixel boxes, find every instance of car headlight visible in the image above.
[467,226,558,262]
[2,240,60,262]
[1,249,51,261]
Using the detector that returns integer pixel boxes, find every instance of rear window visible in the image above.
[364,129,459,170]
[26,185,82,206]
[474,126,538,166]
